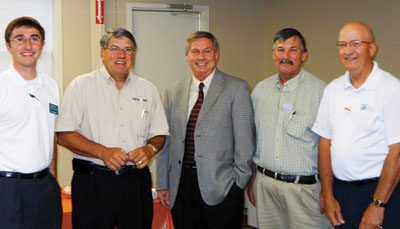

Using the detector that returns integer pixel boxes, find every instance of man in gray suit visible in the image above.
[156,31,255,229]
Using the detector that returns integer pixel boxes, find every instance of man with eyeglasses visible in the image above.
[313,22,400,228]
[0,17,61,228]
[56,27,168,228]
[247,28,330,229]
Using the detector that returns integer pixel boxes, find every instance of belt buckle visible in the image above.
[32,172,39,180]
[278,172,290,182]
[274,172,278,179]
[88,163,95,175]
[115,166,130,175]
[33,169,47,180]
[4,172,14,178]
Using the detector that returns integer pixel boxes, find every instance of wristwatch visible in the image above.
[371,198,387,208]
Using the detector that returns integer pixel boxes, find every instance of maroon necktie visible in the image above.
[183,83,204,168]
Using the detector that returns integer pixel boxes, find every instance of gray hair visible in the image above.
[186,31,219,53]
[100,27,137,49]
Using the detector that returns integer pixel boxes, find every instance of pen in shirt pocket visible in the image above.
[132,97,148,119]
[140,98,148,119]
[141,109,148,119]
[289,111,296,119]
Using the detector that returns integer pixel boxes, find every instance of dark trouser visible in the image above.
[172,168,244,229]
[334,177,400,229]
[72,166,153,229]
[0,172,62,229]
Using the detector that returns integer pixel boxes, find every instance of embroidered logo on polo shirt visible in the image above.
[360,103,375,111]
[49,103,58,115]
[360,104,367,110]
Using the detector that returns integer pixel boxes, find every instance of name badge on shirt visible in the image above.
[49,103,58,115]
[282,103,293,113]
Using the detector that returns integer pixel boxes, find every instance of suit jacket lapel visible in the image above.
[178,77,192,138]
[197,69,224,124]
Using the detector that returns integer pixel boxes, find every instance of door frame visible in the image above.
[126,3,209,185]
[127,3,209,33]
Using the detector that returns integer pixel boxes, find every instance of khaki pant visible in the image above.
[254,172,331,229]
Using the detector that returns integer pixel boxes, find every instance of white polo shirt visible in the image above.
[0,66,59,173]
[312,62,400,181]
[55,66,169,166]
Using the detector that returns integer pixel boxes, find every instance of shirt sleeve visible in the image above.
[147,85,169,138]
[55,79,84,132]
[311,87,332,139]
[384,86,400,145]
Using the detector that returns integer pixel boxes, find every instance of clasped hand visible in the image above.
[100,145,154,170]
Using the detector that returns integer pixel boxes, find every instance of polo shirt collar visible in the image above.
[275,68,304,92]
[343,61,379,90]
[9,64,43,89]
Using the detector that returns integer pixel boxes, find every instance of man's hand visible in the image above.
[323,196,345,226]
[359,205,384,229]
[247,179,256,206]
[157,189,170,208]
[98,147,127,170]
[319,192,325,213]
[127,145,154,169]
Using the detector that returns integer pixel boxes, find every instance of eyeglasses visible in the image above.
[335,40,371,49]
[11,36,42,45]
[106,46,135,55]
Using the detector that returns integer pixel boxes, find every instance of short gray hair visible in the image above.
[186,31,219,53]
[100,27,137,49]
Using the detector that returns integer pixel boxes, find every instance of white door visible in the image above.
[128,3,209,184]
[129,3,209,94]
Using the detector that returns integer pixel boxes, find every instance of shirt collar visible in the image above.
[275,68,304,92]
[100,65,132,86]
[191,68,215,91]
[9,64,43,89]
[343,61,379,90]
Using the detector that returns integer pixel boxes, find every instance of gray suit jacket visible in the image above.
[156,69,255,206]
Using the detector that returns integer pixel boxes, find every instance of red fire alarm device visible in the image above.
[95,0,104,24]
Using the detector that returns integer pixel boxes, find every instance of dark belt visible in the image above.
[0,168,49,180]
[73,158,136,175]
[334,177,379,187]
[257,166,317,185]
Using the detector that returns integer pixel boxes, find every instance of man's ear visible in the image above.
[301,51,308,62]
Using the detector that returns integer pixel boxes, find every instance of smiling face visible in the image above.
[338,23,377,78]
[101,36,136,81]
[6,26,44,71]
[272,36,307,83]
[185,37,219,81]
